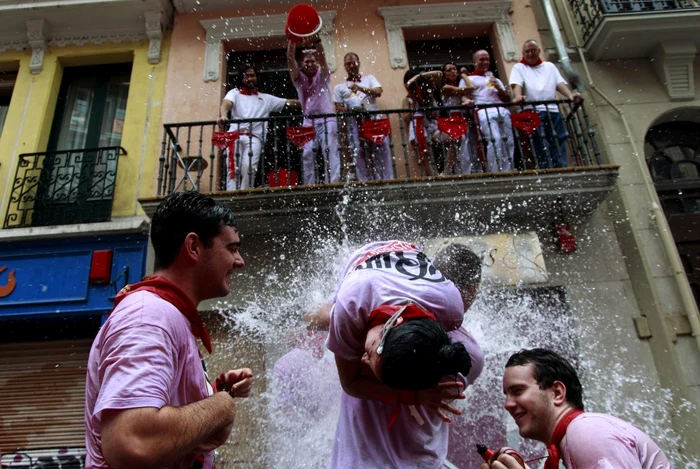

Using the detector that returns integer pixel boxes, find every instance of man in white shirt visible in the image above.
[333,53,393,181]
[509,40,582,169]
[217,66,299,190]
[464,50,514,173]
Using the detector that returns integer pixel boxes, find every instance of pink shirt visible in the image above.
[325,241,483,469]
[85,291,213,469]
[562,413,673,469]
[294,67,336,117]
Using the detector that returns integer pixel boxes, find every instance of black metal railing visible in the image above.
[4,146,125,229]
[158,100,601,196]
[570,0,699,41]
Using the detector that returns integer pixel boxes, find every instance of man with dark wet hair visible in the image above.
[85,191,253,469]
[484,348,672,469]
[217,65,299,190]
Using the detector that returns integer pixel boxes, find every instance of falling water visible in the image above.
[212,196,696,469]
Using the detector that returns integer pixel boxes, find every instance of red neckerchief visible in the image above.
[470,69,487,76]
[346,74,362,83]
[240,87,258,96]
[445,79,458,86]
[112,274,213,354]
[520,57,543,67]
[367,304,437,429]
[544,408,585,469]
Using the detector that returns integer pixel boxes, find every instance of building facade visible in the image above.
[0,0,171,464]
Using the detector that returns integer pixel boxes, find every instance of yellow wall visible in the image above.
[0,37,170,225]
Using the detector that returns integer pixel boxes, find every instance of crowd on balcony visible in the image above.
[210,38,584,191]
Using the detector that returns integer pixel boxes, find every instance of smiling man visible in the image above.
[483,348,673,469]
[85,191,253,469]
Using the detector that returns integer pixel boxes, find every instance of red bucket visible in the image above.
[268,168,299,187]
[285,4,323,43]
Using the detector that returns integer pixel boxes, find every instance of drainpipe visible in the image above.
[540,0,586,92]
[557,0,700,355]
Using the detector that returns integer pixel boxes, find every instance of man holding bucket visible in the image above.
[286,4,340,185]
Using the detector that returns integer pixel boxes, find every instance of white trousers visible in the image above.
[477,108,514,173]
[302,119,340,185]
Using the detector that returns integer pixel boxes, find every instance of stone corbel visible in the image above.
[385,27,407,69]
[26,19,47,75]
[145,11,163,65]
[652,40,697,101]
[494,21,519,62]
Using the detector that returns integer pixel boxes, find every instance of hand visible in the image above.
[571,92,583,103]
[415,380,465,423]
[512,95,526,105]
[217,117,226,131]
[461,97,475,107]
[489,77,499,87]
[486,453,530,469]
[216,368,254,398]
[349,83,360,93]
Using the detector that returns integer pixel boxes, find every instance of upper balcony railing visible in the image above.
[157,100,601,196]
[4,146,125,229]
[570,0,700,41]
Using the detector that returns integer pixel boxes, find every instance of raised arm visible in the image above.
[287,40,300,83]
[406,70,443,89]
[315,38,330,76]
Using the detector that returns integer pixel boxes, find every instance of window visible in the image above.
[0,71,16,137]
[405,37,495,74]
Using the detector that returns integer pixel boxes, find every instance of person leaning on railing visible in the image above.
[333,52,394,181]
[217,65,300,191]
[509,39,582,170]
[436,61,475,175]
[465,50,515,173]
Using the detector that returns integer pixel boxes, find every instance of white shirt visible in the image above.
[223,88,287,137]
[509,61,566,112]
[333,74,382,111]
[463,76,508,106]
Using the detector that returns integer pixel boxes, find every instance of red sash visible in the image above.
[286,125,317,148]
[510,111,542,135]
[212,131,243,181]
[413,115,429,160]
[360,118,392,145]
[437,116,468,140]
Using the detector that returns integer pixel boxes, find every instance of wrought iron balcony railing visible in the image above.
[158,100,601,196]
[4,146,125,229]
[570,0,700,41]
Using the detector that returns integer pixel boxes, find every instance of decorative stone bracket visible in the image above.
[145,11,164,65]
[26,19,47,75]
[377,1,518,69]
[200,11,337,83]
[651,40,697,101]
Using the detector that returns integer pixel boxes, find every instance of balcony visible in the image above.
[140,101,619,237]
[4,146,125,229]
[569,0,700,60]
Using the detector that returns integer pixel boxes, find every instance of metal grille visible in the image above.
[569,0,700,41]
[4,146,125,229]
[0,340,91,452]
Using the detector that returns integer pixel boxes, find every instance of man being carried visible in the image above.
[217,66,299,190]
[484,348,673,469]
[287,39,341,185]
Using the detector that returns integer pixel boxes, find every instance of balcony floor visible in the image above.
[140,165,620,239]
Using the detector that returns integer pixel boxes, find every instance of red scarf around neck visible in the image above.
[470,69,487,76]
[520,57,543,67]
[544,408,585,469]
[240,87,258,96]
[112,274,213,354]
[444,79,458,87]
[346,74,362,83]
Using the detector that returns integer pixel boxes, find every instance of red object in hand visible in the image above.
[285,4,323,43]
[476,444,526,467]
[555,223,577,254]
